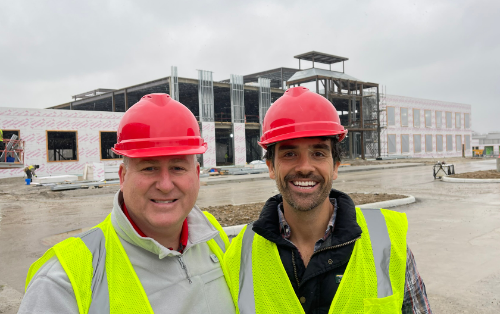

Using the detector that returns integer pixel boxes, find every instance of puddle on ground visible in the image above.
[41,227,92,246]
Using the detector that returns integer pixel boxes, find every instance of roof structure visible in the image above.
[294,51,348,65]
[287,68,359,83]
[221,67,299,89]
[72,88,116,101]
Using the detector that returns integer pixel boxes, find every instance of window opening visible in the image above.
[100,132,123,160]
[47,131,78,161]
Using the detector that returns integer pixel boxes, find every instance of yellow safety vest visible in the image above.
[26,212,230,314]
[0,129,3,142]
[224,208,408,314]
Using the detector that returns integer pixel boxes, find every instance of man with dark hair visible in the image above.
[225,87,432,313]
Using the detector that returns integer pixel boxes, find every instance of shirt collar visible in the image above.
[121,202,189,253]
[277,198,338,242]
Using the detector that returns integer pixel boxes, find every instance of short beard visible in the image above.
[275,171,333,212]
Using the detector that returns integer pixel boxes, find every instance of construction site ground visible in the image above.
[1,158,499,313]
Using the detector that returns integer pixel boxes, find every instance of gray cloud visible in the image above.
[0,0,498,132]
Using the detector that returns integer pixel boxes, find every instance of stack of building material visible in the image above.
[32,175,78,184]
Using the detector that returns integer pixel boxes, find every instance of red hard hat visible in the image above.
[259,86,347,149]
[112,93,207,158]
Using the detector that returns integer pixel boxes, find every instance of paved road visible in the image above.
[197,159,500,313]
[1,160,499,313]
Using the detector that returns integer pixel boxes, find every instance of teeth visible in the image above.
[293,181,316,187]
[153,200,174,203]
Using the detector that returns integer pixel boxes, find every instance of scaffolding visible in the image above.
[378,85,388,157]
[230,74,245,123]
[258,78,271,125]
[198,70,214,122]
[0,134,25,169]
[287,51,381,159]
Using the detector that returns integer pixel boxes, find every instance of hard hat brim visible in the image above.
[112,144,207,158]
[259,122,347,149]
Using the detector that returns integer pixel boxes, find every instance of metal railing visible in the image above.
[0,138,25,164]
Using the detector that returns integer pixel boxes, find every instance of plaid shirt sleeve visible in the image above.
[402,245,433,314]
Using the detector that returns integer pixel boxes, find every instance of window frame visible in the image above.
[436,134,443,152]
[99,131,123,161]
[436,111,442,129]
[425,110,432,128]
[388,134,397,154]
[387,106,396,126]
[400,107,408,127]
[401,134,410,154]
[46,130,79,163]
[464,113,470,129]
[465,135,471,150]
[446,134,453,152]
[413,109,420,128]
[413,134,421,153]
[1,129,21,141]
[456,135,462,152]
[425,134,433,152]
[455,113,461,129]
[446,111,453,128]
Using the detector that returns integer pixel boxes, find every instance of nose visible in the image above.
[155,168,175,193]
[295,153,315,175]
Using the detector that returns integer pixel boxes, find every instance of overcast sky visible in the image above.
[1,0,498,133]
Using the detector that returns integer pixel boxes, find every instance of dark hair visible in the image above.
[264,136,343,166]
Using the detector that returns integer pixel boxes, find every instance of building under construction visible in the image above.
[48,51,382,163]
[0,51,472,178]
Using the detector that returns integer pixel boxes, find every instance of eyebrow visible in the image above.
[277,144,298,151]
[311,143,331,150]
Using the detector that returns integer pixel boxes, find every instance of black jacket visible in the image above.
[252,189,362,314]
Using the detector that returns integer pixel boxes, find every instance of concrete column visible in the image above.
[201,122,216,168]
[497,158,500,172]
[233,123,246,166]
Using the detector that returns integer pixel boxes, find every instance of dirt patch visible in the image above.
[202,193,407,226]
[450,170,500,179]
[349,192,407,205]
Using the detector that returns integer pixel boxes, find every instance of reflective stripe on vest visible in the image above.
[233,208,407,314]
[79,228,110,313]
[361,208,392,298]
[78,223,227,313]
[238,223,256,313]
[26,212,228,314]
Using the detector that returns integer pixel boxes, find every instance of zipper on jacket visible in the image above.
[291,250,301,287]
[311,236,361,257]
[294,236,361,287]
[178,256,192,284]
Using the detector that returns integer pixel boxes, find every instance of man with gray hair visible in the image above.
[20,94,235,313]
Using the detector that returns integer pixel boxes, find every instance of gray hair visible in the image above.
[122,156,129,168]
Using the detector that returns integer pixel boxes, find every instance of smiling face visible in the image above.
[267,137,339,212]
[119,155,200,236]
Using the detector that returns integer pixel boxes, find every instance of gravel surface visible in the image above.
[202,193,407,226]
[450,170,500,179]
